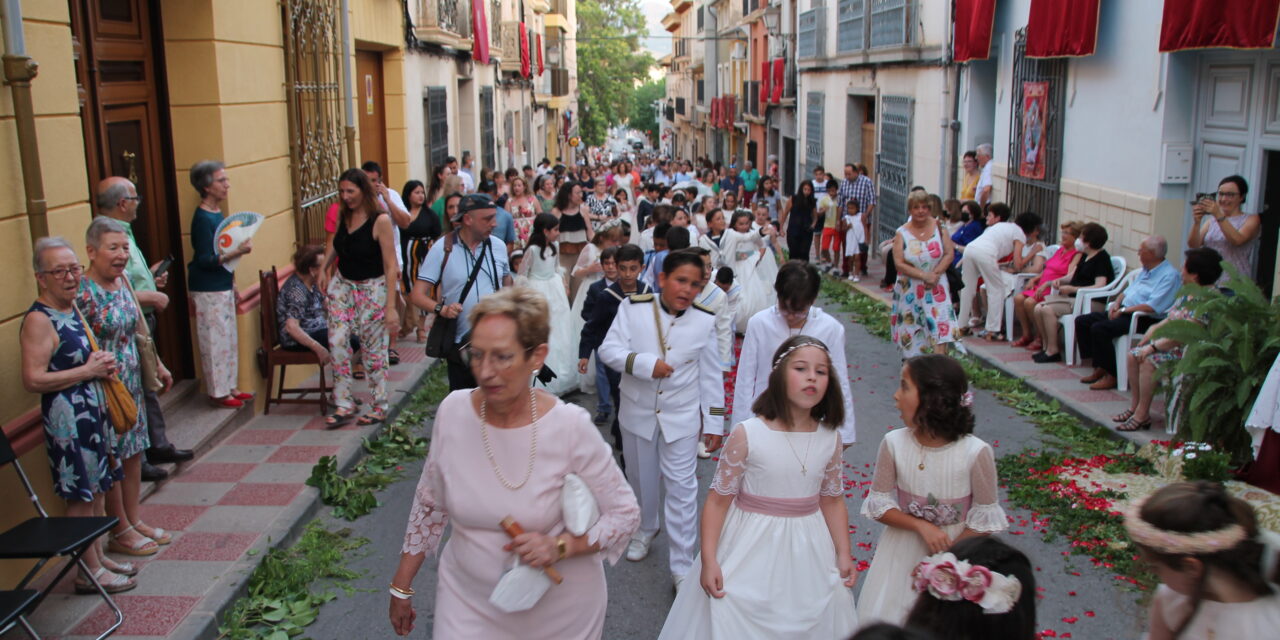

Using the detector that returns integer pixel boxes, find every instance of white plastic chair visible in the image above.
[1004,244,1059,339]
[1114,311,1153,392]
[1059,256,1130,365]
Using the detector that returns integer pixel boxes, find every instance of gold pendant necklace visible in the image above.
[478,387,540,490]
[782,429,813,475]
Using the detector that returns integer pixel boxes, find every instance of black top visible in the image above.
[334,212,385,281]
[1067,249,1114,291]
[404,205,442,240]
[788,198,815,235]
[559,205,588,233]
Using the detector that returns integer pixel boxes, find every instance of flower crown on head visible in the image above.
[911,552,1022,615]
[770,339,830,371]
[1123,495,1249,555]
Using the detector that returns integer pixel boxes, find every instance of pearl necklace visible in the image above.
[478,387,540,490]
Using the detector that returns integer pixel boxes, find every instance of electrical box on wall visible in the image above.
[1161,143,1193,184]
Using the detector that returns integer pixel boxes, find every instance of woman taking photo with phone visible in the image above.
[1188,175,1261,284]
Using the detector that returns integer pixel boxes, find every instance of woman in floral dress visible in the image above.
[891,192,957,357]
[507,176,539,245]
[78,217,175,560]
[22,236,135,592]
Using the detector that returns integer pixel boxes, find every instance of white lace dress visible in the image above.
[401,391,640,639]
[658,418,859,639]
[521,244,580,396]
[856,429,1007,625]
[721,229,779,333]
[569,243,603,395]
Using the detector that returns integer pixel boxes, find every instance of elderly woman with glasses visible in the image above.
[76,219,176,564]
[21,237,135,592]
[389,286,638,639]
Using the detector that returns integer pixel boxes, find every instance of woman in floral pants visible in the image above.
[324,168,400,426]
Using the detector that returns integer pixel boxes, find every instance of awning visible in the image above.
[1160,0,1280,52]
[1026,0,1101,58]
[953,0,996,62]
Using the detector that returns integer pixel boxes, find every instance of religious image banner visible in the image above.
[1018,81,1049,181]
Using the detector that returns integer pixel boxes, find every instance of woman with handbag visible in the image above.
[389,287,639,639]
[22,236,137,593]
[76,218,175,559]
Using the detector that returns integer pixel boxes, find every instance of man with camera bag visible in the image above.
[412,194,512,390]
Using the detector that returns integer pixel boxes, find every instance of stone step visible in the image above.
[140,388,254,500]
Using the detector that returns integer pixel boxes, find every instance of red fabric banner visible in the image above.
[770,59,784,103]
[953,0,996,62]
[519,23,530,78]
[1160,0,1280,52]
[472,0,490,64]
[760,60,771,105]
[1026,0,1101,57]
[537,34,544,75]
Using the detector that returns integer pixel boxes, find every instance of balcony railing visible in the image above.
[414,0,473,47]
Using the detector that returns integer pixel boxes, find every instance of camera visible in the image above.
[1190,192,1214,205]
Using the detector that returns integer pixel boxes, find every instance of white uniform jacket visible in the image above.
[599,294,726,443]
[697,282,735,371]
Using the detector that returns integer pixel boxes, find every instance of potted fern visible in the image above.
[1152,263,1280,463]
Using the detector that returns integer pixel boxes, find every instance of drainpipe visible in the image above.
[938,0,954,197]
[2,0,49,240]
[340,0,357,168]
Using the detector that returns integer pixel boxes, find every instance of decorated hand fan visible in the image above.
[214,211,264,273]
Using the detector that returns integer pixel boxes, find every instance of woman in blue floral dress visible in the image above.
[890,192,957,357]
[21,236,135,592]
[77,218,174,560]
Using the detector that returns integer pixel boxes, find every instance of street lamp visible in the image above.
[762,6,779,35]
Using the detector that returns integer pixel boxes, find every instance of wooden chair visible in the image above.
[257,267,329,414]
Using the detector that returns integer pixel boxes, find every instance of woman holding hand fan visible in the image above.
[188,160,254,408]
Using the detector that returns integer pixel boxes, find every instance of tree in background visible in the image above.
[577,0,654,146]
[628,78,666,146]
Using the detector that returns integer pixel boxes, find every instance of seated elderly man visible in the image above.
[1076,236,1181,390]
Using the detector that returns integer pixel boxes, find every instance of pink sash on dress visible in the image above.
[734,491,820,517]
[897,489,972,526]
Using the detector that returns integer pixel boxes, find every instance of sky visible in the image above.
[639,0,673,56]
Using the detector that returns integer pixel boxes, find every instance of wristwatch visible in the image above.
[434,302,444,314]
[556,536,568,561]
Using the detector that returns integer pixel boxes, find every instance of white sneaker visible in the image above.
[697,441,711,459]
[625,530,658,562]
[850,274,861,282]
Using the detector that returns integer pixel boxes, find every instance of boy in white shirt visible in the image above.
[842,198,864,281]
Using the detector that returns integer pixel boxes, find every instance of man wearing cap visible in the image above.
[411,194,511,389]
[477,179,518,254]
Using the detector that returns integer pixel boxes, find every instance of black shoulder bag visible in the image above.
[425,233,490,362]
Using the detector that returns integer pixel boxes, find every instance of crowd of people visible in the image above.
[19,146,1278,637]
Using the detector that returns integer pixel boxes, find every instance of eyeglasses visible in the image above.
[40,265,84,279]
[123,195,142,202]
[1216,191,1241,198]
[459,344,534,371]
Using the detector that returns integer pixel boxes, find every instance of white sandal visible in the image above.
[75,566,137,594]
[100,556,138,577]
[135,521,172,545]
[107,525,159,556]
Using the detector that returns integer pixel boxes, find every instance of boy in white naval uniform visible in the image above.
[599,250,726,587]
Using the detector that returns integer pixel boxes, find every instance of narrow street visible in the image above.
[311,291,1147,640]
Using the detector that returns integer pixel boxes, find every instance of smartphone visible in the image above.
[1189,192,1214,206]
[152,255,174,279]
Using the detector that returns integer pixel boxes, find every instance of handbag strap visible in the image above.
[70,302,102,353]
[430,230,457,301]
[120,277,153,339]
[455,238,490,307]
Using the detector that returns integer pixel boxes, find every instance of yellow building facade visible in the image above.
[0,0,407,585]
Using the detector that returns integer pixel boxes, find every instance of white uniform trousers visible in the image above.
[621,428,700,578]
[958,247,1008,334]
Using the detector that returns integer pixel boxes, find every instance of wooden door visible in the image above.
[356,50,387,172]
[72,0,193,378]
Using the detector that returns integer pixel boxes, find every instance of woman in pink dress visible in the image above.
[1010,221,1081,350]
[507,176,538,245]
[389,287,639,639]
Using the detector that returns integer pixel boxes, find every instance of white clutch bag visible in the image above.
[561,473,600,537]
[488,560,553,613]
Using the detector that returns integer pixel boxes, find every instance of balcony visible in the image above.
[672,0,693,11]
[531,0,550,13]
[546,0,569,29]
[662,11,681,32]
[413,0,473,49]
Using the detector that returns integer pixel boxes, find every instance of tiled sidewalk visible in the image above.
[14,348,433,640]
[842,258,1167,446]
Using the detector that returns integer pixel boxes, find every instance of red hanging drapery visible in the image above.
[519,23,530,78]
[471,0,490,64]
[759,60,771,105]
[1160,0,1280,52]
[1026,0,1101,57]
[770,59,784,104]
[953,0,996,62]
[537,34,544,75]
